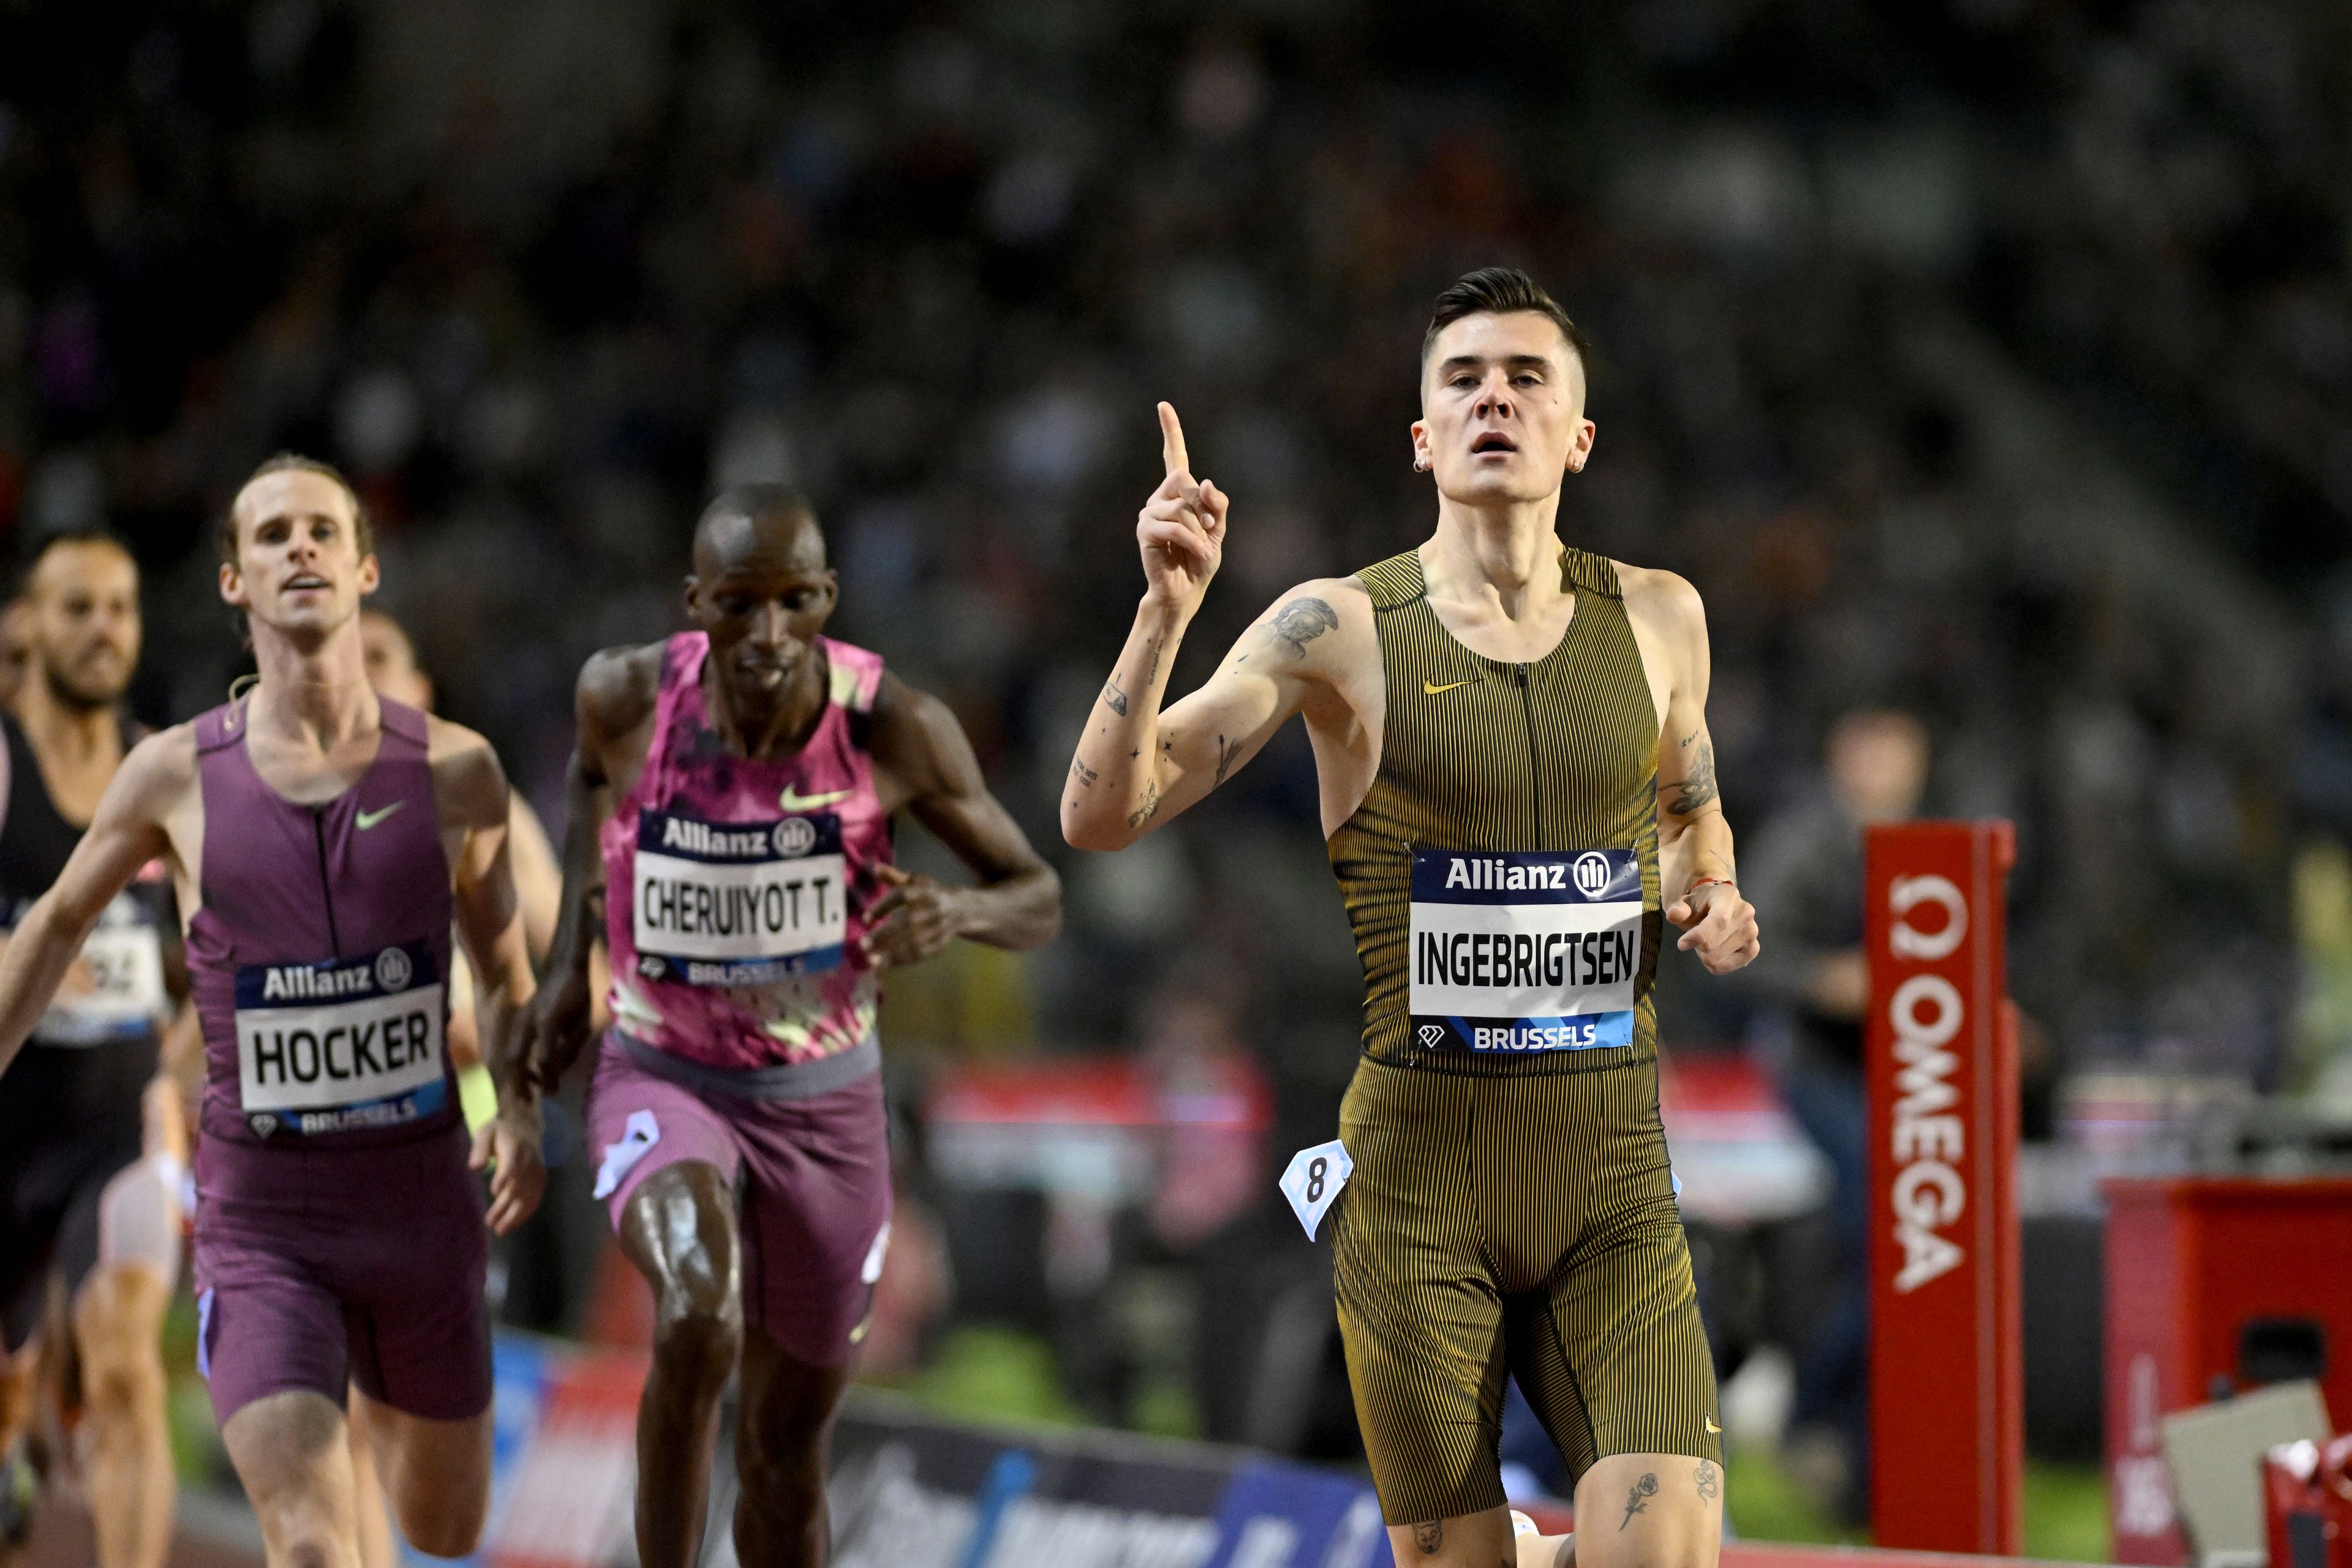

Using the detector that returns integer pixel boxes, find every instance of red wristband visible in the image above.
[1688,876,1738,894]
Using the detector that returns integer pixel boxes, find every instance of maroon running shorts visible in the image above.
[192,1123,491,1425]
[583,1033,892,1366]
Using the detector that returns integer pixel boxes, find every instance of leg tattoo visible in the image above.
[1619,1472,1659,1529]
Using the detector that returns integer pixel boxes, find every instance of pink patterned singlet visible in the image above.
[601,632,892,1071]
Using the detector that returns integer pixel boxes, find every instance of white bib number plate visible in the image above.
[632,809,846,986]
[36,893,167,1045]
[1409,848,1643,1052]
[234,941,446,1138]
[1278,1139,1354,1240]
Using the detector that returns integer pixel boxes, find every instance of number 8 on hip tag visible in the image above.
[1278,1139,1354,1240]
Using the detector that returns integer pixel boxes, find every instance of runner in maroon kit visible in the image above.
[0,455,545,1566]
[521,485,1060,1568]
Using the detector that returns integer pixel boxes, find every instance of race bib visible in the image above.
[1409,848,1643,1053]
[632,808,846,987]
[235,941,447,1138]
[34,892,167,1046]
[1278,1139,1353,1240]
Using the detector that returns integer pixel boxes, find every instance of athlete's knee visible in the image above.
[399,1504,486,1560]
[737,1414,826,1505]
[650,1284,741,1381]
[261,1518,358,1568]
[72,1268,167,1425]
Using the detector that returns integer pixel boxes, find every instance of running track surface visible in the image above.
[28,1502,2098,1568]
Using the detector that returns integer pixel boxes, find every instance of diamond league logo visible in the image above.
[247,1112,281,1139]
[374,946,412,992]
[772,818,818,858]
[1419,1023,1446,1048]
[1574,852,1612,897]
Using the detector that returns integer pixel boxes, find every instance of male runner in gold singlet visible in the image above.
[1063,268,1758,1568]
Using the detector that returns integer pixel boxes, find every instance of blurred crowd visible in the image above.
[2,0,2349,1488]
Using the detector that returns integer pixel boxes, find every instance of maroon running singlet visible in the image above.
[186,695,491,1425]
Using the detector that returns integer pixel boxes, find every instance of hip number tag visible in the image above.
[1278,1139,1354,1240]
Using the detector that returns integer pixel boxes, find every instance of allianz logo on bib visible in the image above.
[641,807,839,864]
[1411,848,1640,905]
[246,943,428,1005]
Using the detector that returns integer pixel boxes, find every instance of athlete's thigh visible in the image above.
[584,1041,744,1258]
[1332,1063,1508,1523]
[339,1148,491,1427]
[353,1388,493,1550]
[220,1389,361,1567]
[734,1077,890,1367]
[1518,1194,1719,1484]
[620,1161,744,1325]
[1572,1452,1721,1568]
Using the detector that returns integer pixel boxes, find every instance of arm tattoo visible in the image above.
[1665,738,1719,816]
[1619,1472,1659,1529]
[1695,1460,1719,1501]
[1126,775,1159,829]
[1267,597,1338,657]
[1070,757,1098,789]
[1102,675,1129,717]
[1213,733,1242,785]
[1412,1520,1442,1554]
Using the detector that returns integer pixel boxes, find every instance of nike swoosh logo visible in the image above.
[1705,1416,1722,1434]
[1423,679,1474,695]
[355,801,406,831]
[778,786,853,813]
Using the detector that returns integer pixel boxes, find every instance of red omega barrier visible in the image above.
[1864,820,2024,1554]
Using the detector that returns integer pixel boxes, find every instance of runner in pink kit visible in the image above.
[522,486,1060,1568]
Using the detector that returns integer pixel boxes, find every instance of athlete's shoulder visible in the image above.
[422,714,509,826]
[1250,576,1372,660]
[1613,562,1707,631]
[575,641,667,727]
[108,723,200,818]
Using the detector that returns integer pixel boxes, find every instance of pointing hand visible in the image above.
[1136,402,1228,614]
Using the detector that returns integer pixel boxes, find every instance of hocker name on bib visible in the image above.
[1409,848,1643,1052]
[235,940,446,1136]
[633,807,846,986]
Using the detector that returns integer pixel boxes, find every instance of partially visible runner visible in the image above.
[0,600,35,714]
[0,455,546,1567]
[0,535,186,1568]
[519,486,1061,1568]
[1062,269,1759,1568]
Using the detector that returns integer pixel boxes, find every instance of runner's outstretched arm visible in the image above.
[522,647,658,1093]
[435,722,546,1234]
[864,672,1060,967]
[0,731,184,1080]
[1060,402,1346,850]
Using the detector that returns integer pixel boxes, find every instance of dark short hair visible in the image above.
[221,453,374,565]
[1420,267,1593,375]
[13,529,135,604]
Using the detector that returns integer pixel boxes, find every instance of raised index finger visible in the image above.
[1158,402,1189,478]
